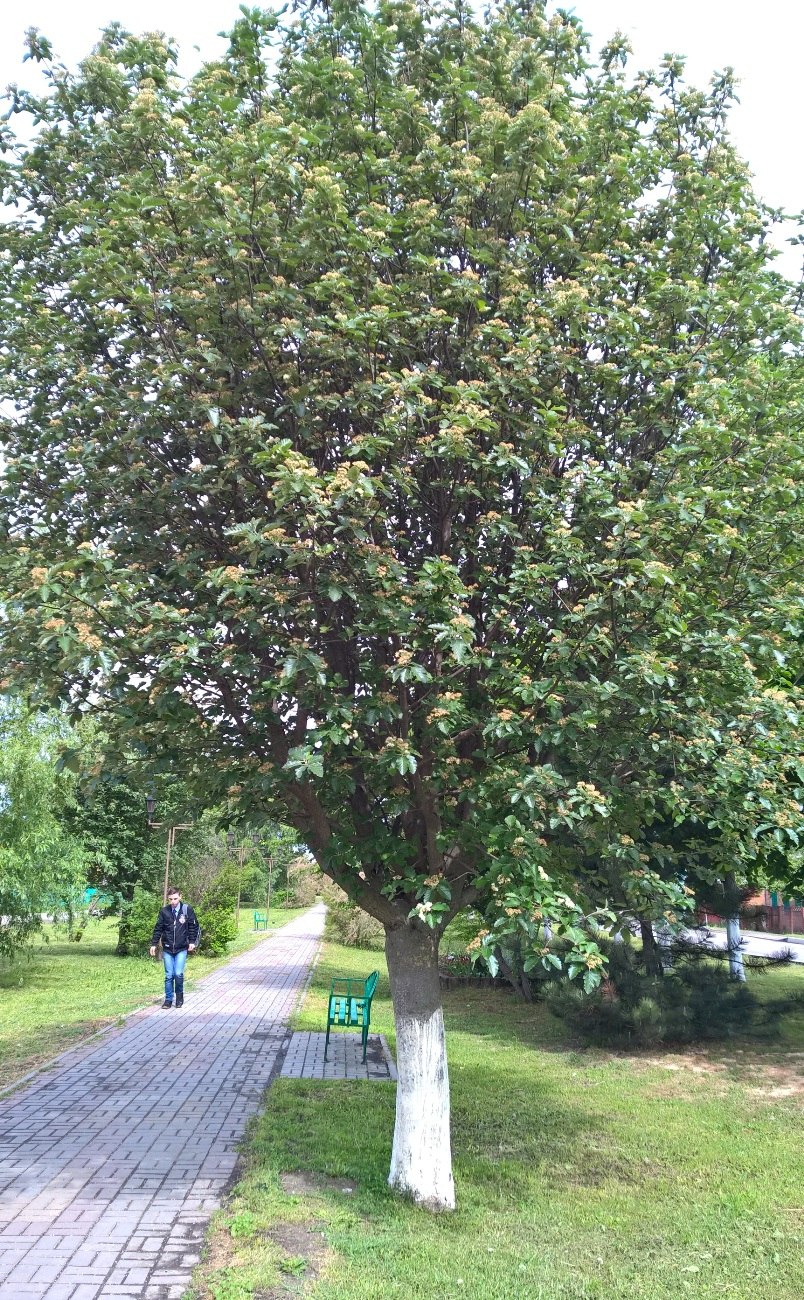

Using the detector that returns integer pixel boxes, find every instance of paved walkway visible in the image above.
[0,904,326,1300]
[685,925,804,964]
[281,1031,397,1081]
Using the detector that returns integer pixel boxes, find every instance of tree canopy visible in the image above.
[1,0,802,1206]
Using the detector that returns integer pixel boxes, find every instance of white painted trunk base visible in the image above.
[726,915,747,981]
[389,1006,455,1210]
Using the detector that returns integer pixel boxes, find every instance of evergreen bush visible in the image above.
[543,936,798,1048]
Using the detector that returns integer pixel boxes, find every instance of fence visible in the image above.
[697,904,804,935]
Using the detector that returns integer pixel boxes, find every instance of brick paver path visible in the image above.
[0,904,326,1300]
[281,1031,396,1081]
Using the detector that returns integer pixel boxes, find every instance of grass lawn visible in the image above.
[192,941,804,1300]
[0,907,306,1091]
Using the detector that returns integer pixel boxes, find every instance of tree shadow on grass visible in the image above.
[262,1061,608,1214]
[441,979,804,1084]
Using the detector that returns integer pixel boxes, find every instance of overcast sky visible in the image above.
[1,1,801,275]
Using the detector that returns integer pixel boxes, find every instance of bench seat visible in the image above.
[325,971,379,1062]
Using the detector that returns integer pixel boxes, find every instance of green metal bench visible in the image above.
[325,970,379,1062]
[253,910,268,931]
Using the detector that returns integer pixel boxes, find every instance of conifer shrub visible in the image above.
[543,936,798,1048]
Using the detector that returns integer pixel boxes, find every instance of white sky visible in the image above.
[1,1,801,275]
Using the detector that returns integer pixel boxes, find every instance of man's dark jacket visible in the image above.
[151,903,200,954]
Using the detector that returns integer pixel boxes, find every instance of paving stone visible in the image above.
[0,907,325,1299]
[280,1029,397,1080]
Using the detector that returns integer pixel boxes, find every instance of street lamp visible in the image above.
[247,832,275,927]
[145,794,193,903]
[226,830,249,929]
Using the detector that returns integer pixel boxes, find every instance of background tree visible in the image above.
[246,823,309,906]
[63,726,215,951]
[1,2,802,1208]
[0,702,86,959]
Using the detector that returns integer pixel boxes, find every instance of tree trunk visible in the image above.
[384,923,455,1211]
[721,873,747,981]
[725,913,747,981]
[116,880,136,956]
[495,943,534,1001]
[640,920,663,976]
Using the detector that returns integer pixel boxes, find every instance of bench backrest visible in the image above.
[365,970,379,1000]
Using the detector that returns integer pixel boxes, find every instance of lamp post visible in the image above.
[146,795,193,904]
[227,830,249,929]
[266,854,274,925]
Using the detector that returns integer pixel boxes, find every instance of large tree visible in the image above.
[1,2,802,1207]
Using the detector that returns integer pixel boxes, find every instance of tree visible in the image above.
[0,702,86,958]
[61,720,219,950]
[1,2,802,1207]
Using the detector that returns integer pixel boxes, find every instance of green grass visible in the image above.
[0,907,306,1090]
[193,942,804,1300]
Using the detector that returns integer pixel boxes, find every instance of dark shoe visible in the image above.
[162,999,173,1009]
[175,994,184,1008]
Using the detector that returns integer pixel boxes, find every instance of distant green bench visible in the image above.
[325,970,379,1062]
[253,910,268,931]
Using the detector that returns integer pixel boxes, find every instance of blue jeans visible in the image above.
[163,949,188,1002]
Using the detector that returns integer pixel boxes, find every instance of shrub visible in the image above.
[196,905,237,956]
[199,863,239,911]
[543,936,798,1048]
[121,885,163,955]
[284,856,325,907]
[195,864,238,955]
[325,900,385,950]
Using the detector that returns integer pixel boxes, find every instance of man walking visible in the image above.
[150,887,200,1008]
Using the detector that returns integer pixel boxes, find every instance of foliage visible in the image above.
[196,907,237,957]
[283,853,335,906]
[62,720,226,951]
[0,702,87,959]
[543,935,800,1048]
[248,825,311,904]
[325,900,386,951]
[123,884,165,955]
[195,861,239,954]
[1,3,801,982]
[1,0,803,1206]
[66,771,159,902]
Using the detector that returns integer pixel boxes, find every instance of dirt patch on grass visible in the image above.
[255,1219,332,1299]
[191,1212,333,1300]
[745,1061,804,1098]
[198,1215,239,1280]
[630,1043,804,1096]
